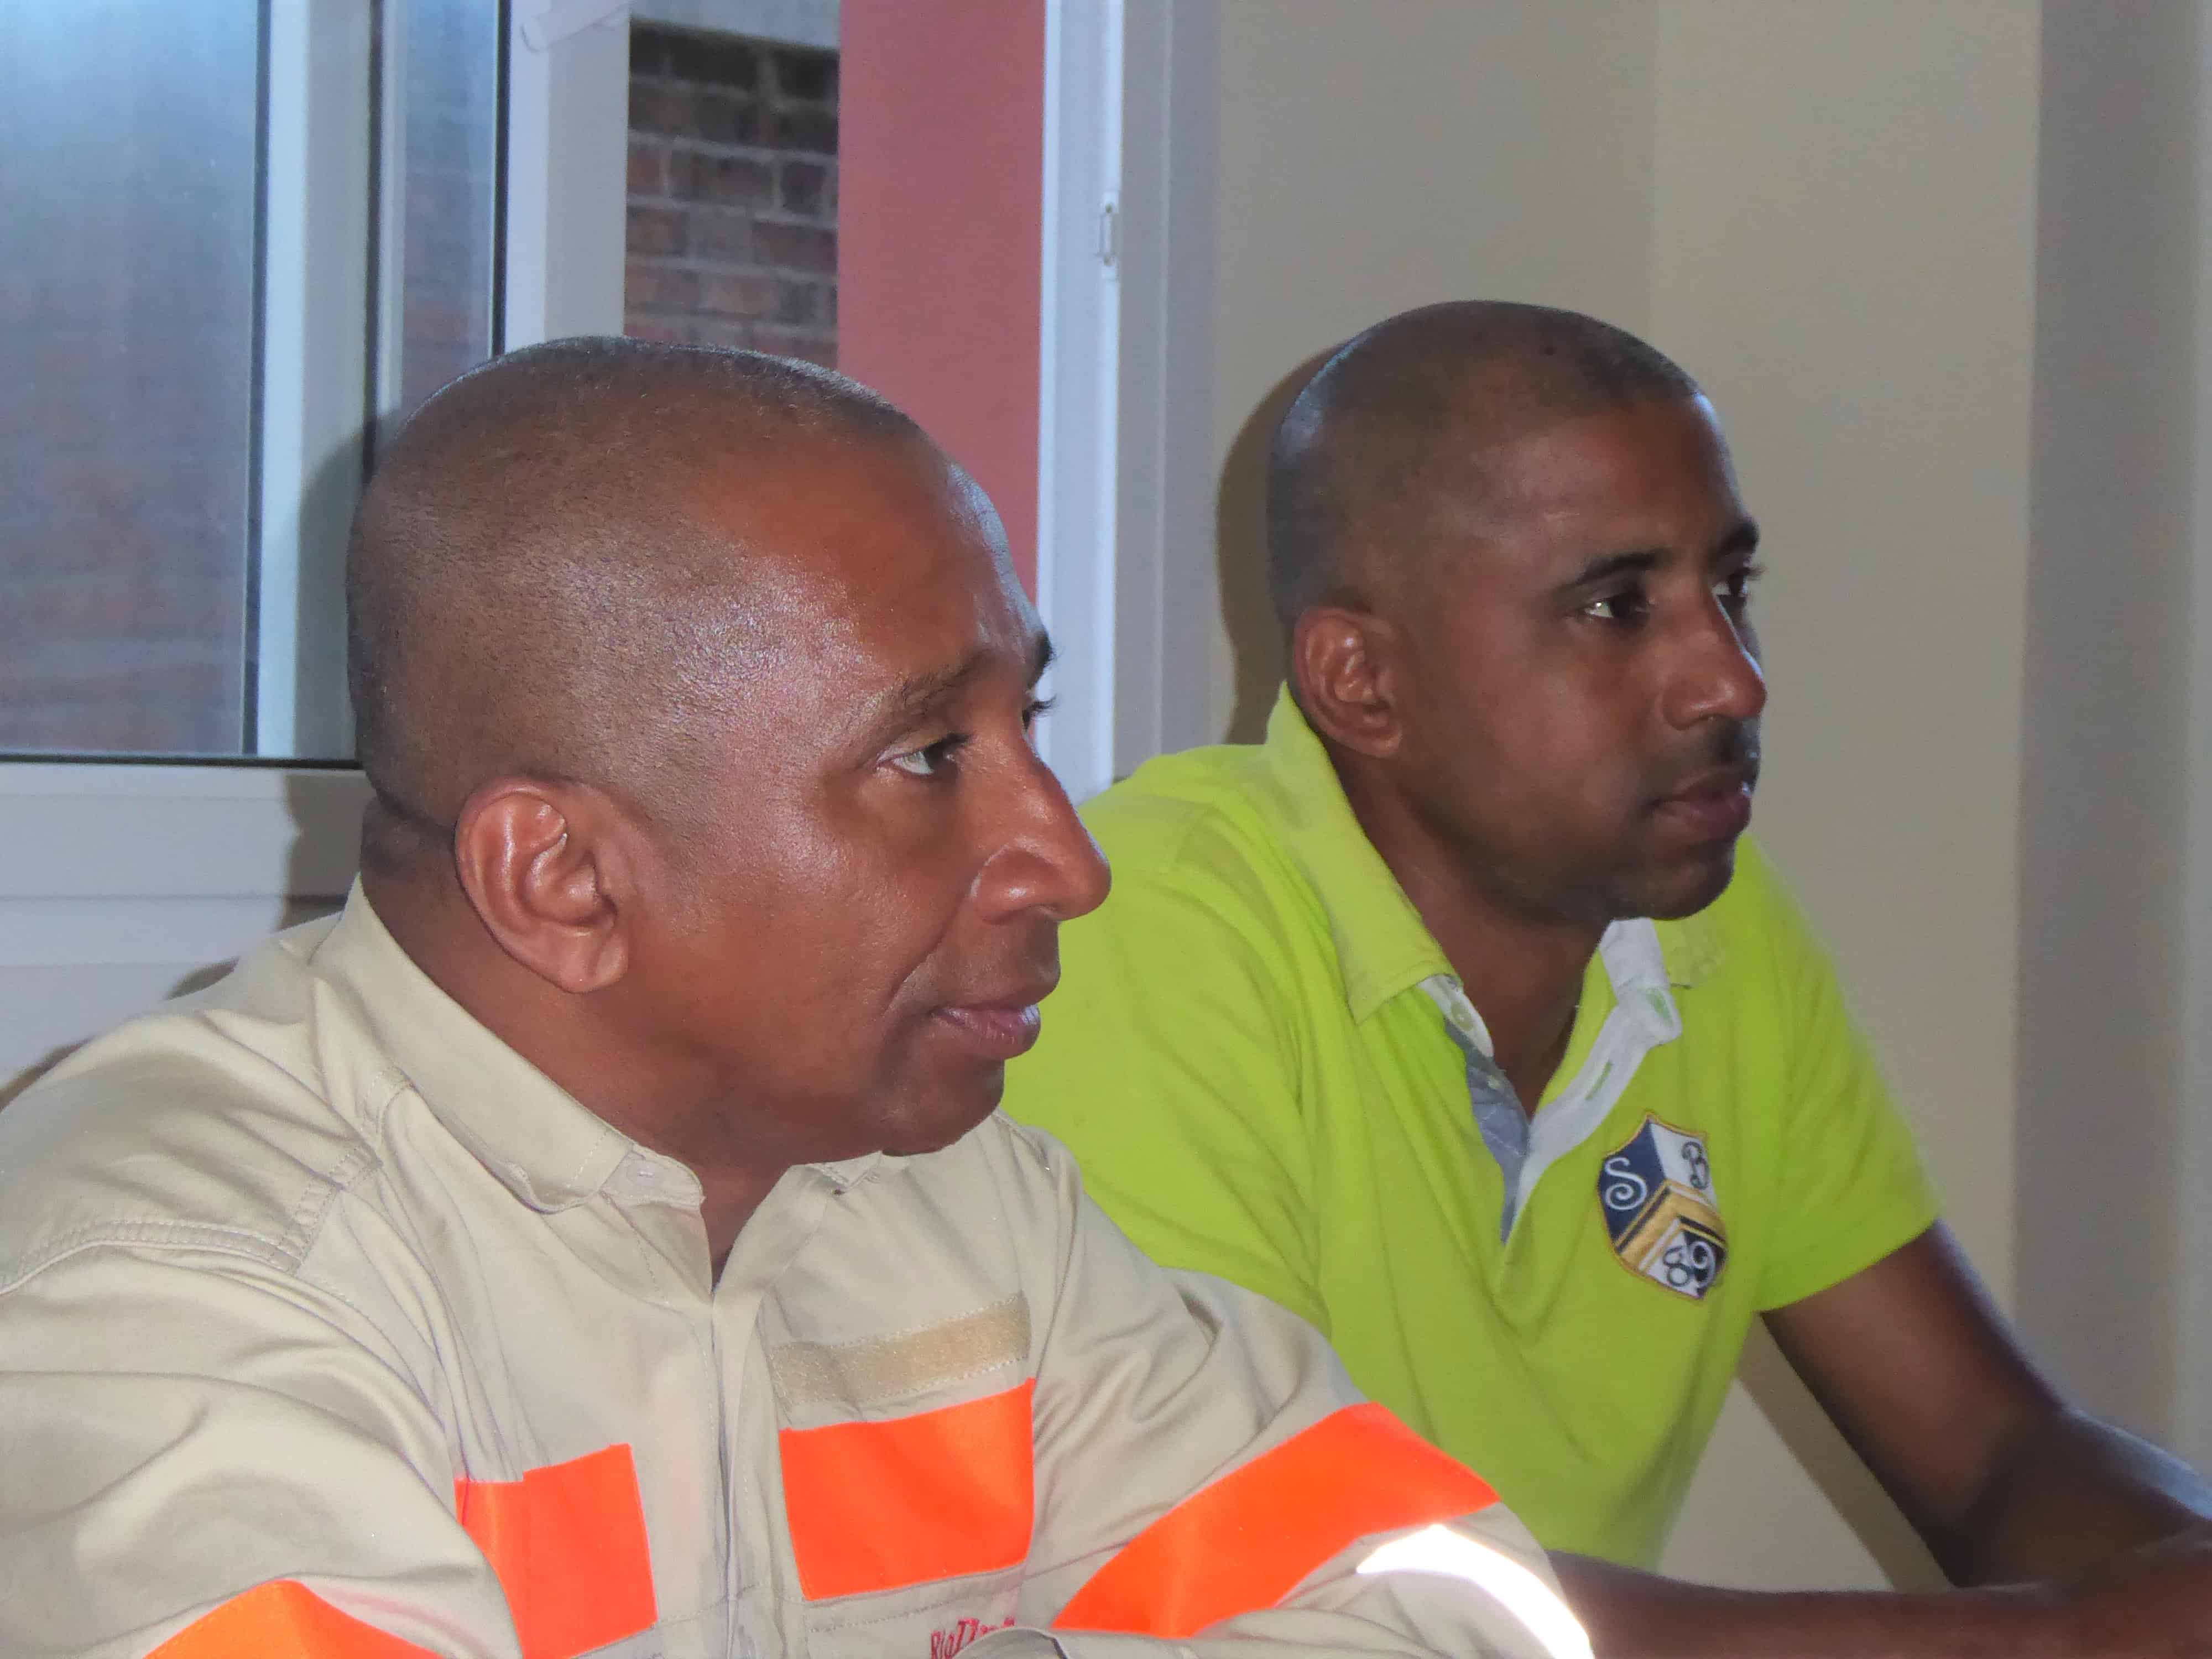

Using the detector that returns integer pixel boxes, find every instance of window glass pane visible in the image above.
[394,0,502,425]
[0,0,501,763]
[0,3,260,756]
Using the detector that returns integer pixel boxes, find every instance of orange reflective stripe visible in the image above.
[455,1443,658,1659]
[781,1378,1035,1599]
[149,1581,436,1658]
[1055,1402,1498,1639]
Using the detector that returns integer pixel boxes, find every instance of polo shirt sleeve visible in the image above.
[1740,844,1943,1312]
[0,1240,520,1658]
[1006,841,1328,1334]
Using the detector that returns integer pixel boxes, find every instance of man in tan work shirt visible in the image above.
[0,342,1574,1659]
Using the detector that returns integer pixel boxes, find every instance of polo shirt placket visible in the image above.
[1421,920,1684,1243]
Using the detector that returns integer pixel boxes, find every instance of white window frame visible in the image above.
[256,0,374,759]
[1034,0,1123,803]
[0,2,629,1092]
[6,0,1203,1087]
[1035,0,1217,804]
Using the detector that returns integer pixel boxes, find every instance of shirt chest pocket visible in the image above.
[780,1379,1037,1659]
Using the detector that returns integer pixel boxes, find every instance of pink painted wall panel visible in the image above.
[837,0,1045,591]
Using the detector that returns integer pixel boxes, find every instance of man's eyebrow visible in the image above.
[1558,549,1663,591]
[1714,517,1761,561]
[1556,519,1760,592]
[868,630,1057,733]
[873,650,989,731]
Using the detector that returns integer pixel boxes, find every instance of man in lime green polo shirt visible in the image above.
[1006,301,2212,1655]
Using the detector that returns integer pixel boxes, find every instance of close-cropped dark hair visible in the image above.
[1266,300,1700,634]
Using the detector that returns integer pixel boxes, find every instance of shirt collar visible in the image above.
[1256,687,1454,1022]
[1255,685,1697,1026]
[310,884,635,1211]
[1420,917,1680,1065]
[1599,917,1686,1041]
[311,885,899,1212]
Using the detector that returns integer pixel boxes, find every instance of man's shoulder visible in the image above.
[1083,739,1276,854]
[0,927,389,1294]
[1079,742,1331,930]
[1653,835,1813,995]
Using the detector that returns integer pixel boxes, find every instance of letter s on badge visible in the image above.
[1597,1115,1726,1300]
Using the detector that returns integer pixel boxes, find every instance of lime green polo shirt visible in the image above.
[1005,690,1938,1567]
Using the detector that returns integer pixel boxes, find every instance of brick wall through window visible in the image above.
[625,26,837,366]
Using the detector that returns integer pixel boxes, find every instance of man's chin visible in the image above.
[1627,842,1741,922]
[877,1071,1006,1158]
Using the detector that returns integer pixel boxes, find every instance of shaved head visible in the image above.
[1266,300,1700,632]
[341,335,1104,1238]
[346,337,918,853]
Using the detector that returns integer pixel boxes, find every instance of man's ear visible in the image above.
[1291,604,1405,760]
[451,778,636,994]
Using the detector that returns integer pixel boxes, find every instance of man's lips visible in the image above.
[930,991,1051,1060]
[1651,765,1755,843]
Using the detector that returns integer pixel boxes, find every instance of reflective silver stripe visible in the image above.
[1358,1524,1594,1659]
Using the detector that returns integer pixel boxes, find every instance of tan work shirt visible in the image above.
[0,890,1575,1659]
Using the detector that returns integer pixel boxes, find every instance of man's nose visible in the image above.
[1662,597,1767,731]
[972,750,1113,924]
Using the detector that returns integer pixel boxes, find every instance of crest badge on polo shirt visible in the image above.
[1598,1115,1726,1300]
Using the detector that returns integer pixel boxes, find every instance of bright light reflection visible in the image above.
[1357,1524,1594,1659]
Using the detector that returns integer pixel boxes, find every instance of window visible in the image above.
[623,22,839,366]
[0,0,502,761]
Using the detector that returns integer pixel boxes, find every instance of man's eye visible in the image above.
[1715,564,1764,613]
[1582,589,1649,624]
[891,735,966,778]
[1021,695,1056,734]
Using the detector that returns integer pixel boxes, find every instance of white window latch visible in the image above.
[519,0,631,53]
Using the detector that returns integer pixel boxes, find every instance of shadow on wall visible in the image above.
[0,1047,67,1112]
[1213,350,1334,745]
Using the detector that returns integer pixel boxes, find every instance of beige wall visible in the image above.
[1189,0,2210,1590]
[1651,1,2040,1290]
[2016,0,2205,1456]
[1203,0,1658,743]
[1647,0,2042,1589]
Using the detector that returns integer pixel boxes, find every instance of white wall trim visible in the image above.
[2174,11,2212,1470]
[256,0,374,758]
[1117,0,1217,769]
[1035,0,1125,804]
[1036,0,1219,800]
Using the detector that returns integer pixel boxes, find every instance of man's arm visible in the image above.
[0,1243,519,1658]
[1552,1224,2212,1658]
[1767,1224,2211,1585]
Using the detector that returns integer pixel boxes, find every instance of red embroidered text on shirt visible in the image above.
[928,1615,1014,1659]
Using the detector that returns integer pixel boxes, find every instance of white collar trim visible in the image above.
[1420,919,1683,1236]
